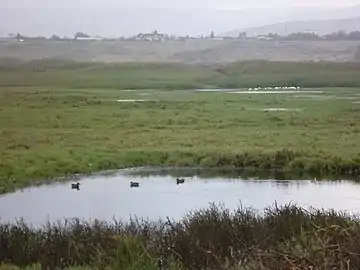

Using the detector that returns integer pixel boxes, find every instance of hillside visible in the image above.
[170,40,359,63]
[225,17,360,37]
[0,40,359,63]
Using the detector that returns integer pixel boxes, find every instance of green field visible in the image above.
[0,60,360,193]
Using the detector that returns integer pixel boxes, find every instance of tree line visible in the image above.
[261,30,360,41]
[8,30,360,42]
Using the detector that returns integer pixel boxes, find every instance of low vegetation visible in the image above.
[1,204,360,269]
[213,61,360,88]
[355,45,360,62]
[0,39,358,63]
[0,60,360,192]
[1,60,360,89]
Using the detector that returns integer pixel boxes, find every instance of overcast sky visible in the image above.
[2,0,360,9]
[1,0,360,37]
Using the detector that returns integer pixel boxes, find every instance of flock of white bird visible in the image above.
[248,86,301,91]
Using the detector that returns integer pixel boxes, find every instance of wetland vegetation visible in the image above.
[0,60,360,193]
[1,59,360,89]
[2,204,360,269]
[1,59,360,269]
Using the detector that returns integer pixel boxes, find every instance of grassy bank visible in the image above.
[1,204,360,269]
[1,82,360,192]
[0,61,360,192]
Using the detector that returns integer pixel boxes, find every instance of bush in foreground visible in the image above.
[1,204,360,269]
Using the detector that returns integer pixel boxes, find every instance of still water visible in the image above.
[1,168,360,226]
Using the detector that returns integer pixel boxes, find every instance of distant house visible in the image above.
[7,33,24,42]
[256,36,273,40]
[135,31,167,42]
[75,36,103,41]
[210,37,224,40]
[7,33,18,39]
[74,32,104,41]
[303,30,318,35]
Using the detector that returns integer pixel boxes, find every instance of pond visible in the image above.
[1,168,360,226]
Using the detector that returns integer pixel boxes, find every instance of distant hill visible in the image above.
[225,17,360,37]
[1,39,358,63]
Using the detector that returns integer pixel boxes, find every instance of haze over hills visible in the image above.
[1,4,360,37]
[1,2,360,64]
[225,16,360,37]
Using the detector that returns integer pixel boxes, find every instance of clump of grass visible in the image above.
[2,204,360,269]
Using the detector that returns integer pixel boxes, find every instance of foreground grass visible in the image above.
[1,204,360,269]
[1,82,360,192]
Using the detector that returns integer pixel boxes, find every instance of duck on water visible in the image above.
[177,178,185,185]
[130,182,140,188]
[72,179,184,190]
[71,183,80,190]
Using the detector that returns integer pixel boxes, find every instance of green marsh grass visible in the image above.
[1,60,360,89]
[0,60,360,192]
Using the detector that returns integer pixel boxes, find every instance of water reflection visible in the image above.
[125,167,359,182]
